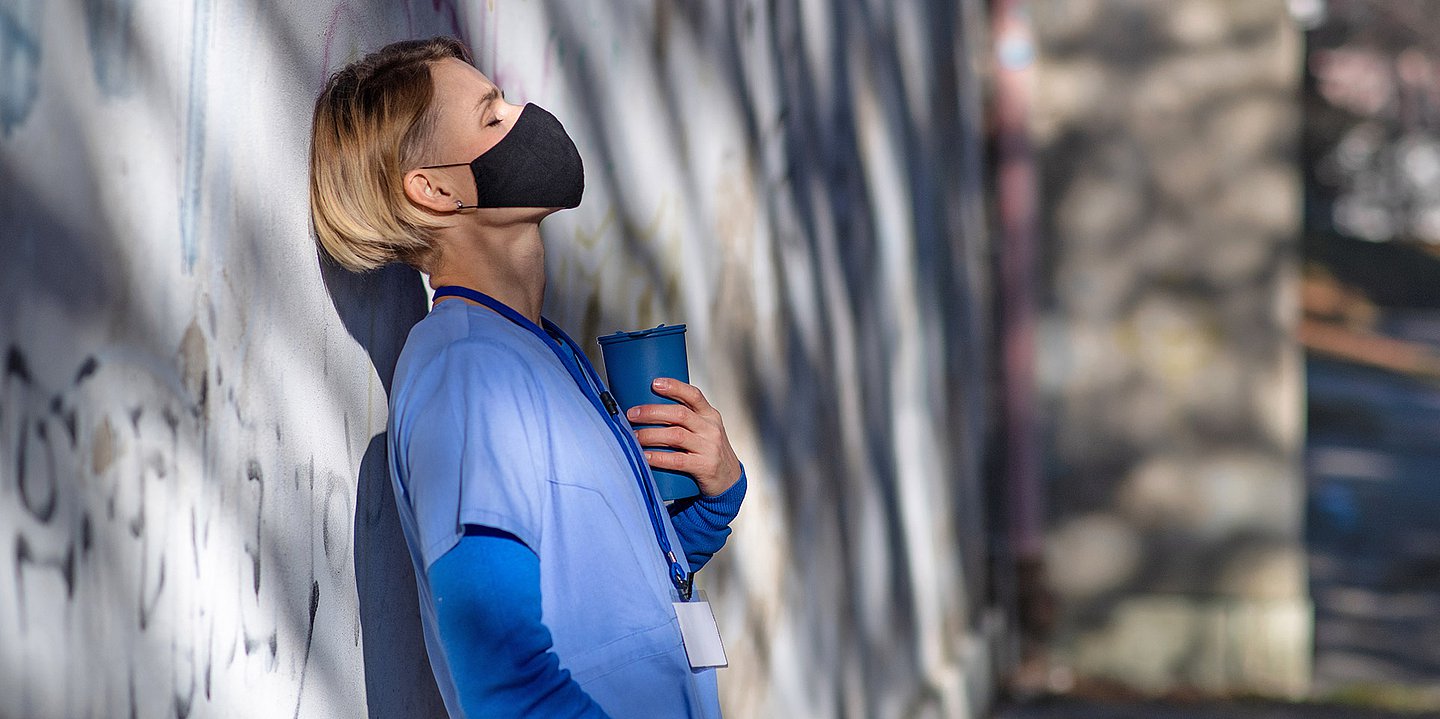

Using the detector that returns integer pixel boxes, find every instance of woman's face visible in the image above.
[406,56,573,221]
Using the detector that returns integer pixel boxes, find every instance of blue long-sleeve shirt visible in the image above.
[428,473,747,718]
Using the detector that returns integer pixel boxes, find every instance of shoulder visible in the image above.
[394,302,544,394]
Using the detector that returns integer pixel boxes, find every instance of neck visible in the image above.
[427,220,547,324]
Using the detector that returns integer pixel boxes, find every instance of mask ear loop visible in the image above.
[418,161,479,211]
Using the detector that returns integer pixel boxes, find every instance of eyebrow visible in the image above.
[474,86,500,117]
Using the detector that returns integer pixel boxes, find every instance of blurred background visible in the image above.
[1012,0,1440,714]
[1,0,1438,718]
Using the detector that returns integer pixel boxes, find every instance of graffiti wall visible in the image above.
[0,1,1001,717]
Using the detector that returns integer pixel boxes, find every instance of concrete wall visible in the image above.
[1029,0,1309,696]
[0,1,1002,717]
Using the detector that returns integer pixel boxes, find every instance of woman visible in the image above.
[309,37,746,718]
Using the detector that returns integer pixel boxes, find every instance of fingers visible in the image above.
[649,378,720,420]
[634,425,703,452]
[644,446,738,497]
[631,380,743,497]
[628,379,741,496]
[626,402,702,429]
[643,449,695,473]
[643,448,720,477]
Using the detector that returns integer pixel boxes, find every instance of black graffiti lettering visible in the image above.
[5,346,33,385]
[15,534,77,613]
[73,356,98,384]
[291,580,321,719]
[18,419,58,523]
[81,512,93,555]
[246,460,263,595]
[137,553,166,631]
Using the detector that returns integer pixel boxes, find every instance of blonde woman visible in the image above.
[310,37,745,719]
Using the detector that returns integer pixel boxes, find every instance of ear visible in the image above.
[403,167,469,213]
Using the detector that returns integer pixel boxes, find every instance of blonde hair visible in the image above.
[309,36,472,273]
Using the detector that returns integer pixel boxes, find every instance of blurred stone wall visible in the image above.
[1029,0,1309,696]
[0,1,1002,717]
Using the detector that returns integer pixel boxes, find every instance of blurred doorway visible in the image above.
[1300,0,1440,697]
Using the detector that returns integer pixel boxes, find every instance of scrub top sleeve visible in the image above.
[400,339,552,569]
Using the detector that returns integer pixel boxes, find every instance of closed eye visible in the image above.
[475,86,504,128]
[487,91,510,127]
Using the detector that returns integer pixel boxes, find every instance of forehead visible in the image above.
[429,58,494,120]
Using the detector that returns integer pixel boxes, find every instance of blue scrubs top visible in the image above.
[386,298,723,718]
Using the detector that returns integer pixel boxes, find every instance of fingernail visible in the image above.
[627,407,639,420]
[653,378,669,390]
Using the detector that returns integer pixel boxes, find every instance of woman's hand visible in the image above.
[627,378,743,497]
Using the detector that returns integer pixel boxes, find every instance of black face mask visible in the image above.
[422,103,585,210]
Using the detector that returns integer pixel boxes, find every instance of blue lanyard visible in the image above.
[432,285,693,600]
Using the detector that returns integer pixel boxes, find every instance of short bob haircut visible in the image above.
[309,36,471,273]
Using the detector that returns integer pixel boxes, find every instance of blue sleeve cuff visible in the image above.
[693,465,747,525]
[668,465,746,571]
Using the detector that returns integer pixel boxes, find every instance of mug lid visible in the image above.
[597,323,687,345]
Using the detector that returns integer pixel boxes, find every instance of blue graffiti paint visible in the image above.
[179,0,212,272]
[0,0,42,136]
[82,0,137,97]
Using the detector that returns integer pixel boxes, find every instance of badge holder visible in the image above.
[674,591,728,669]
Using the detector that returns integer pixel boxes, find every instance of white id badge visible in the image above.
[673,591,728,669]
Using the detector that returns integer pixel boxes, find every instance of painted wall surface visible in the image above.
[1030,0,1309,696]
[0,1,1001,718]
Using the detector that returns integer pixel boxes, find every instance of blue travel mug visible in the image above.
[597,324,700,501]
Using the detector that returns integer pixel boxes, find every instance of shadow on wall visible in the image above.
[317,257,445,717]
[528,0,994,716]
